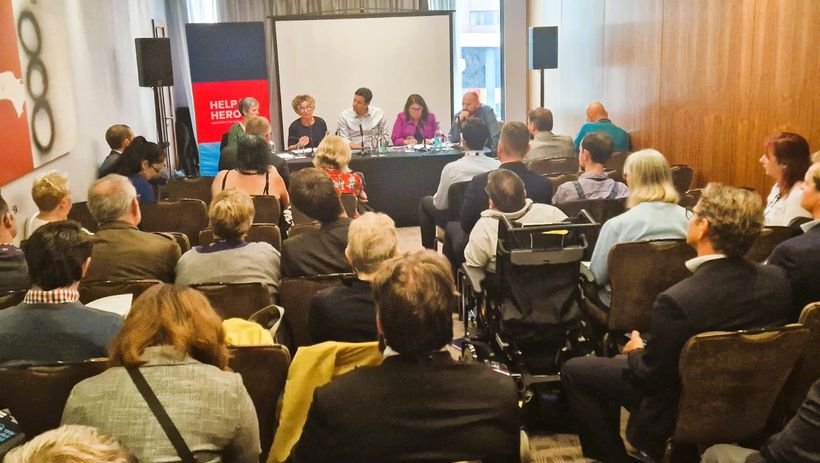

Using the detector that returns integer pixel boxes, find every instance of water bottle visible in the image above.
[433,122,443,152]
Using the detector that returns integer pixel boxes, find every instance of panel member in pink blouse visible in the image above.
[390,94,438,146]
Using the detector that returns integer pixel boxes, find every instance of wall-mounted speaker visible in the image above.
[135,38,173,87]
[529,26,558,70]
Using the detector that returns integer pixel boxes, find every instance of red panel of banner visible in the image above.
[191,79,270,144]
[0,0,33,186]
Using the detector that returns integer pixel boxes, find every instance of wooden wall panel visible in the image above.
[527,0,820,196]
[602,0,663,150]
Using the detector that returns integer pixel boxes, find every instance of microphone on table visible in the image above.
[360,124,366,156]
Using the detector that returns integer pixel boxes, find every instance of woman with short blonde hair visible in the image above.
[313,135,367,208]
[61,285,260,462]
[589,149,689,299]
[23,171,73,239]
[4,424,134,463]
[176,189,281,295]
[623,149,679,208]
[287,93,327,150]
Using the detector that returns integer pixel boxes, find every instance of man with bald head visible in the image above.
[574,101,631,152]
[448,92,500,151]
[83,174,180,283]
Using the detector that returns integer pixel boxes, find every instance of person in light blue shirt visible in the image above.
[574,101,631,152]
[589,149,688,305]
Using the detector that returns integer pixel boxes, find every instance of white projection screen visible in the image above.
[272,12,453,147]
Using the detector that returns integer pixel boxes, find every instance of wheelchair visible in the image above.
[458,211,600,430]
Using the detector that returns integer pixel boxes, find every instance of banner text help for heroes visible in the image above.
[209,99,240,121]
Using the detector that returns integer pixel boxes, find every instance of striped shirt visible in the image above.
[23,287,80,304]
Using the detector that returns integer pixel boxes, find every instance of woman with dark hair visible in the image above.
[390,94,438,146]
[212,134,289,208]
[61,284,260,462]
[227,97,260,148]
[114,136,166,203]
[759,131,812,226]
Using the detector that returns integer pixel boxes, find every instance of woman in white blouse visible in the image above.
[759,132,812,227]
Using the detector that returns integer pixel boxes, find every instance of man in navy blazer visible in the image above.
[561,183,793,463]
[767,161,820,316]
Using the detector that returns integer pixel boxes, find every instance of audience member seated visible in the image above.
[307,212,398,344]
[767,161,820,316]
[419,118,500,249]
[4,424,135,463]
[21,171,74,239]
[337,87,385,150]
[562,183,793,463]
[760,131,812,226]
[84,175,180,283]
[175,189,281,295]
[313,134,368,206]
[287,94,328,150]
[461,121,554,234]
[448,91,501,151]
[701,378,820,463]
[553,132,629,204]
[391,93,438,146]
[589,149,688,305]
[281,168,353,277]
[0,221,123,366]
[212,134,289,209]
[524,106,576,162]
[465,170,567,273]
[574,101,631,151]
[62,285,260,462]
[227,97,259,148]
[98,124,134,178]
[220,116,290,187]
[113,136,167,203]
[291,251,520,462]
[0,193,29,292]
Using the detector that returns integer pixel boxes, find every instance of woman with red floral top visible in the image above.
[313,135,368,208]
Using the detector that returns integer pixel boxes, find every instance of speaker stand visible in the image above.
[540,68,545,108]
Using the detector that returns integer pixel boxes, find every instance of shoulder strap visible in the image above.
[221,170,230,190]
[263,170,270,195]
[572,181,585,199]
[607,182,620,199]
[126,368,197,463]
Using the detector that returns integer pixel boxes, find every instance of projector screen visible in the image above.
[272,12,453,148]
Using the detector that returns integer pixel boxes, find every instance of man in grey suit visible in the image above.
[83,174,180,283]
[449,91,501,152]
[524,107,576,162]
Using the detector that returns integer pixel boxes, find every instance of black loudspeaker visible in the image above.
[529,26,558,70]
[135,38,173,87]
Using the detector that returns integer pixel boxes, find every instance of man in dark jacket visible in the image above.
[561,183,793,462]
[291,251,520,462]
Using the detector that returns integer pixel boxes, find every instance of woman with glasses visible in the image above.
[391,93,438,146]
[227,97,260,148]
[588,149,689,305]
[287,94,327,150]
[759,132,812,226]
[114,136,167,203]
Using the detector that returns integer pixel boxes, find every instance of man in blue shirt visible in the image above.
[574,101,631,152]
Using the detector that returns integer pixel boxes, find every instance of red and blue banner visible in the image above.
[186,22,269,176]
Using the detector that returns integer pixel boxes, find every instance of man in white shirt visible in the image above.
[465,169,567,272]
[418,118,500,249]
[336,87,385,149]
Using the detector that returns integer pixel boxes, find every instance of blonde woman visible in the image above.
[589,149,688,299]
[175,189,281,295]
[4,425,134,463]
[313,134,368,205]
[23,171,73,239]
[61,285,260,462]
[287,94,327,150]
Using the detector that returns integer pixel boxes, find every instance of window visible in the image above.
[432,0,503,118]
